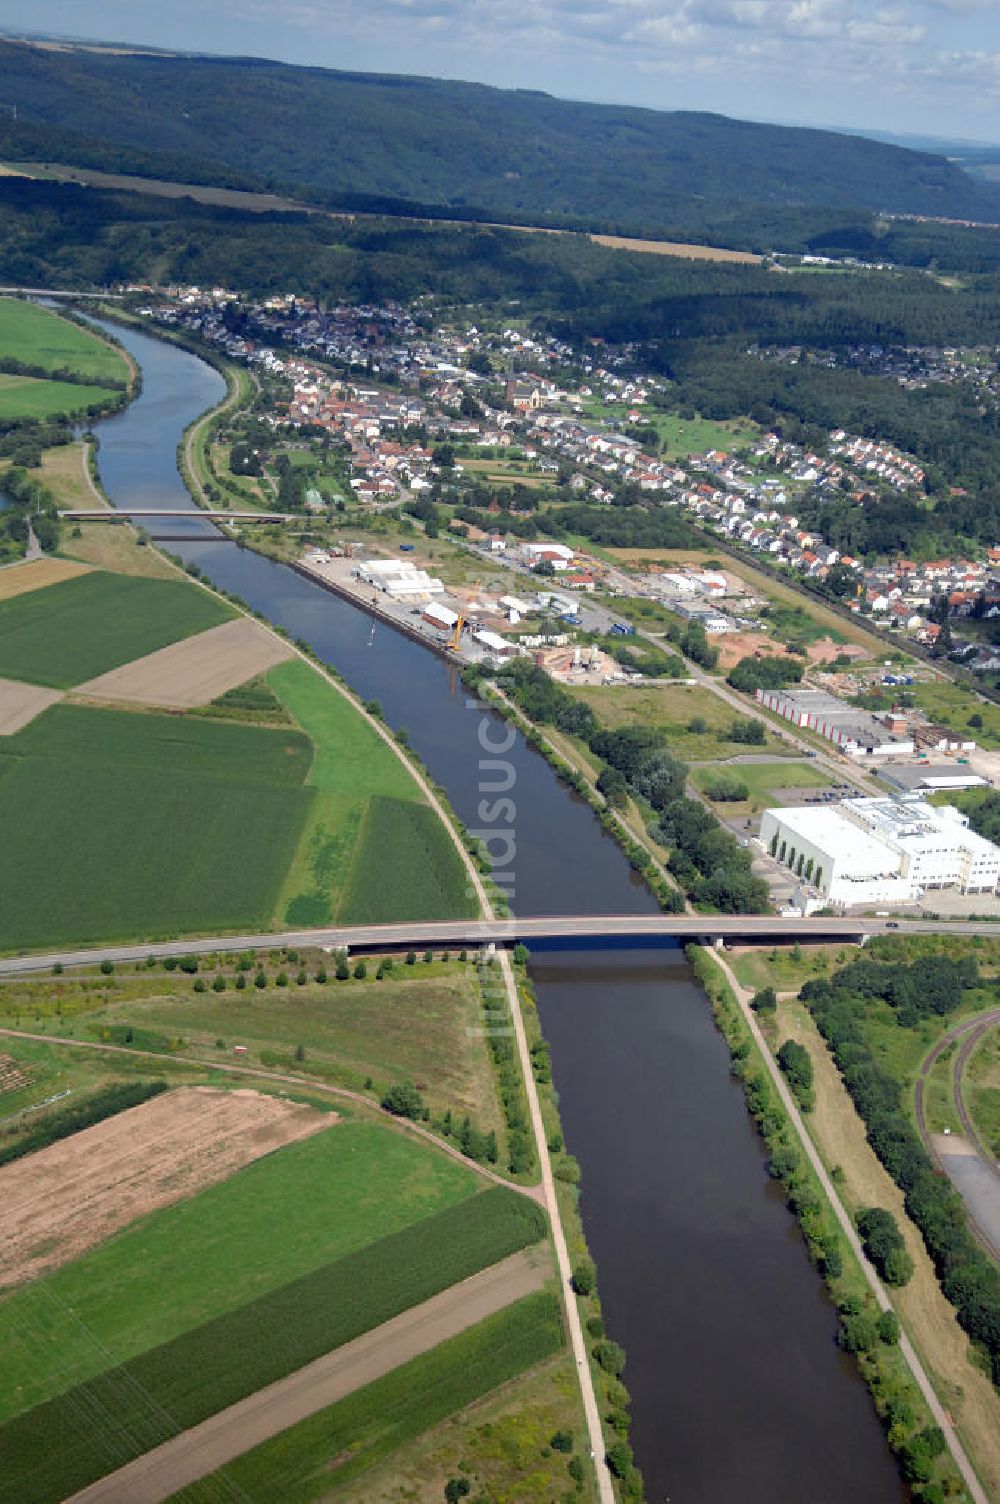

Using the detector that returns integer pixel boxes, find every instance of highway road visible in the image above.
[1,914,997,977]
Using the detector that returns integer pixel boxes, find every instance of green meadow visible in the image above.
[271,660,476,923]
[0,297,130,384]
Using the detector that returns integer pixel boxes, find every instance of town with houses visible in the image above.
[129,283,1000,918]
[139,283,1000,674]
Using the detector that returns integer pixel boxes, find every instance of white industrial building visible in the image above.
[760,796,1000,907]
[354,559,445,598]
[756,688,914,758]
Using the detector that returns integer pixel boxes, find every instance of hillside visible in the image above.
[0,37,998,234]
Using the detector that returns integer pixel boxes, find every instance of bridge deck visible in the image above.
[0,913,985,977]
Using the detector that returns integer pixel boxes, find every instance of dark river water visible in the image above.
[86,319,904,1503]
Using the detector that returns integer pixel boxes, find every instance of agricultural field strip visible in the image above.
[0,678,62,734]
[75,618,294,708]
[67,1252,548,1504]
[0,704,313,949]
[0,556,91,601]
[0,375,122,420]
[158,1290,566,1504]
[0,571,234,689]
[0,1189,546,1504]
[0,1087,329,1287]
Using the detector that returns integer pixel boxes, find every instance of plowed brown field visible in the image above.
[0,1086,331,1286]
[75,617,294,708]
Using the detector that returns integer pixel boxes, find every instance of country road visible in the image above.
[65,1251,547,1504]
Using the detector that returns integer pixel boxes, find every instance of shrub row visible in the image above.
[687,946,963,1499]
[801,970,1000,1385]
[0,1080,168,1167]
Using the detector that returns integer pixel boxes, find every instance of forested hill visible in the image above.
[0,37,998,234]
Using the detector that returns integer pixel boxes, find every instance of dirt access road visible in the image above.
[66,1250,547,1504]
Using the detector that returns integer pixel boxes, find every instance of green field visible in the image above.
[0,373,122,419]
[270,660,475,923]
[693,758,834,808]
[172,1292,566,1504]
[0,297,130,384]
[906,678,1000,749]
[0,702,312,948]
[0,570,232,687]
[2,1184,545,1504]
[568,680,791,760]
[340,795,477,922]
[0,1123,481,1422]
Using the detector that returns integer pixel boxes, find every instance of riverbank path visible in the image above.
[708,947,989,1504]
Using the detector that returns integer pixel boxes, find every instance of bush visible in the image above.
[606,1440,634,1479]
[876,1309,900,1345]
[99,960,113,976]
[353,959,366,980]
[751,986,777,1013]
[593,1339,626,1376]
[550,1429,574,1453]
[381,1081,424,1119]
[235,972,246,991]
[193,978,207,993]
[857,1207,913,1288]
[777,1038,814,1110]
[406,950,416,966]
[213,975,226,992]
[571,1259,596,1296]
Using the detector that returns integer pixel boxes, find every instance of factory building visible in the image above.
[354,559,445,599]
[755,688,914,758]
[760,796,1000,906]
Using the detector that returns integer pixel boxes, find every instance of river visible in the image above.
[85,317,905,1503]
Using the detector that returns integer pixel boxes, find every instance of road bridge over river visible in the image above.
[1,913,996,977]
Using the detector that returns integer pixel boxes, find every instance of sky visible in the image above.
[1,0,999,142]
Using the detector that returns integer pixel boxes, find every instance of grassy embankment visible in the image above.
[738,936,1000,1499]
[0,953,506,1139]
[689,943,977,1502]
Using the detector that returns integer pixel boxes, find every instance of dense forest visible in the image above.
[0,37,998,237]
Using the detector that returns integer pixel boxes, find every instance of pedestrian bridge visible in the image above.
[0,912,983,977]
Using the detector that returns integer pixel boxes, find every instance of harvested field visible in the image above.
[591,232,761,263]
[0,556,91,602]
[0,1086,329,1287]
[0,678,62,734]
[76,618,294,709]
